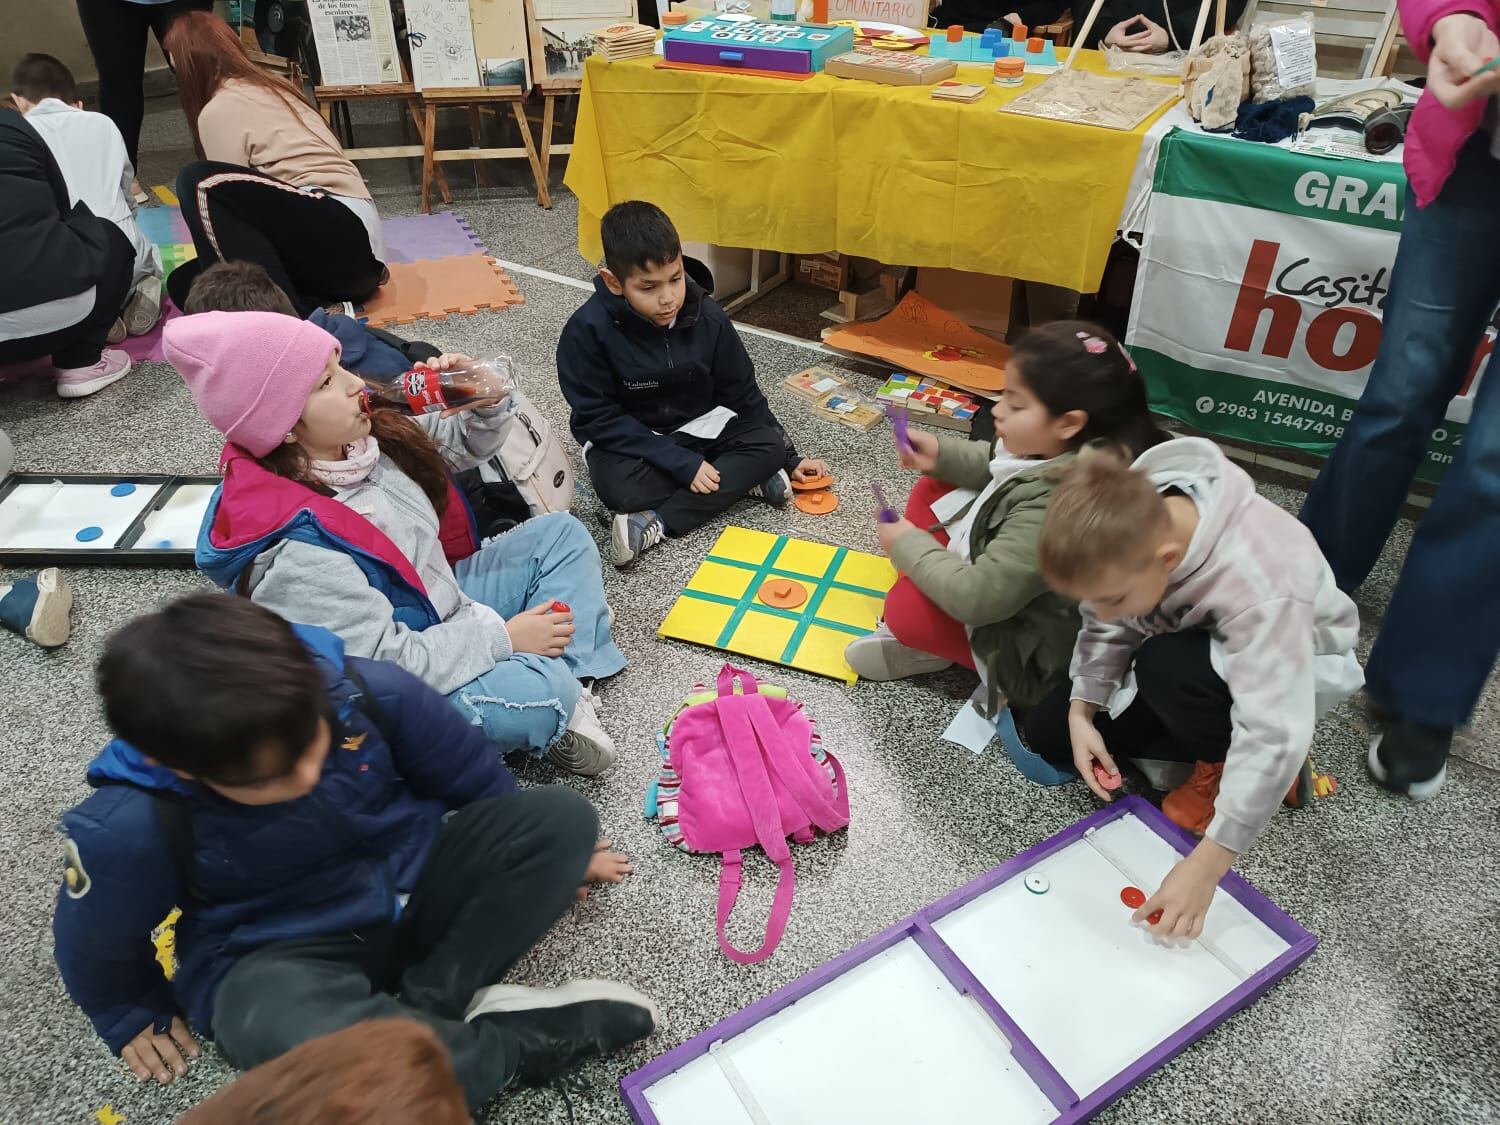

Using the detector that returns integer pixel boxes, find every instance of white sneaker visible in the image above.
[844,621,953,681]
[106,317,127,345]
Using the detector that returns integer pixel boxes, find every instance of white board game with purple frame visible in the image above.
[621,795,1315,1124]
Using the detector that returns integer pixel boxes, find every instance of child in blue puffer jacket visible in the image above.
[54,595,654,1113]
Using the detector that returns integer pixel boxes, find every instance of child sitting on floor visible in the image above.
[54,595,652,1113]
[1027,444,1362,938]
[847,323,1168,720]
[167,310,626,776]
[11,53,162,340]
[185,260,433,381]
[557,200,828,569]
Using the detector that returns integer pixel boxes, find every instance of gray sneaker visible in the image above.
[544,692,617,777]
[749,469,792,507]
[845,621,953,681]
[610,510,665,569]
[123,276,163,336]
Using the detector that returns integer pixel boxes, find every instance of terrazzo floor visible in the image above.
[2,94,1498,1125]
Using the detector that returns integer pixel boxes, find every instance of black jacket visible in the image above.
[556,259,799,486]
[0,108,118,317]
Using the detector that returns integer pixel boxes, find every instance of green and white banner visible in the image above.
[1128,129,1494,484]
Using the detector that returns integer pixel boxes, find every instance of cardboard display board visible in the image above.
[470,0,533,88]
[0,475,219,567]
[526,0,638,88]
[622,797,1316,1124]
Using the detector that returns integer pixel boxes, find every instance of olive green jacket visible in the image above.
[887,439,1080,712]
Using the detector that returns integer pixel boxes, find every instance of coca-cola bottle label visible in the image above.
[401,367,448,413]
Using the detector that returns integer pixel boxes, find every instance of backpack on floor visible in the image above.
[644,665,849,964]
[473,390,574,517]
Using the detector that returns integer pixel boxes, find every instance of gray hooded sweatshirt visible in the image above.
[1070,437,1363,854]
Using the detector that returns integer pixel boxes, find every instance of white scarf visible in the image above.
[309,435,380,488]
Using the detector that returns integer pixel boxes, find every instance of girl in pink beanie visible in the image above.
[169,310,625,777]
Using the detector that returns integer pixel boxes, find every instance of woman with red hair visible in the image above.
[162,12,386,317]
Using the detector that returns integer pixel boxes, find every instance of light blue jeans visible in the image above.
[447,512,625,753]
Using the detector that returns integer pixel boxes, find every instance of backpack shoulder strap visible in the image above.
[343,662,390,738]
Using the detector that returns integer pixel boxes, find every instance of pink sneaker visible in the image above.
[55,349,131,399]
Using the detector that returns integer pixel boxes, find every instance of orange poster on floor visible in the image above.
[821,292,1009,394]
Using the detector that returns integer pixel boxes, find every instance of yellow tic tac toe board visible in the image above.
[658,527,897,683]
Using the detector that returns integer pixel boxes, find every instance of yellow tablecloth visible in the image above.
[564,50,1177,293]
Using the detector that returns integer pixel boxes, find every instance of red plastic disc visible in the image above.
[1147,909,1163,925]
[550,600,570,613]
[1120,886,1147,909]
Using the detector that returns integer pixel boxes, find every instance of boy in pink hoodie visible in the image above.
[1027,440,1362,939]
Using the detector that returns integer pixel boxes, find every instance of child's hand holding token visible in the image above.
[899,428,940,474]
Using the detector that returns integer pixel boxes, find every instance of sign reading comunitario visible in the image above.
[1128,129,1495,484]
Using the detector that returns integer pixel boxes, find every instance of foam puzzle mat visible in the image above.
[380,211,491,264]
[658,526,897,683]
[140,189,197,281]
[359,254,526,328]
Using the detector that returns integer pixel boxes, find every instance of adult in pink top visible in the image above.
[1301,0,1500,800]
[161,13,386,318]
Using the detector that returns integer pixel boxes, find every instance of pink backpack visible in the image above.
[646,665,850,964]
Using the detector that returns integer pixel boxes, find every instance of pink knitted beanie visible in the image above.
[165,311,340,457]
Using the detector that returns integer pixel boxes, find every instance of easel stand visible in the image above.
[315,70,454,206]
[418,87,548,213]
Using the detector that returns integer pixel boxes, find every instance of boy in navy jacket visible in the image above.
[54,595,655,1113]
[557,201,828,568]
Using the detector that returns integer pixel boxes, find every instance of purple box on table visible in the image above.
[662,17,855,74]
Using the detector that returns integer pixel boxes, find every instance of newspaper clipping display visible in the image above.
[308,0,401,85]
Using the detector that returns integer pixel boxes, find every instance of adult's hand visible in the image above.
[1428,13,1500,108]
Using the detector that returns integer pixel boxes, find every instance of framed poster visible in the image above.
[525,0,637,88]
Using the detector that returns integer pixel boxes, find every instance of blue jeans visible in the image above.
[447,512,626,752]
[1300,135,1500,729]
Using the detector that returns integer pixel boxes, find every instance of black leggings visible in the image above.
[1016,631,1233,770]
[74,0,214,170]
[169,160,385,318]
[0,221,134,370]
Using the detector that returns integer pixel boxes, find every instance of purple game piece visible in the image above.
[870,482,900,523]
[888,404,913,454]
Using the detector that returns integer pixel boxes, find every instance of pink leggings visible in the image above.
[884,476,977,670]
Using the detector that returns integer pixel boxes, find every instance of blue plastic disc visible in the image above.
[75,526,104,542]
[110,482,136,497]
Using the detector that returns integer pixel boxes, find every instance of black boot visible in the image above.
[466,979,658,1088]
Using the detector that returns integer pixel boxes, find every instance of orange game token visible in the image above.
[794,491,840,515]
[791,473,834,492]
[758,578,808,609]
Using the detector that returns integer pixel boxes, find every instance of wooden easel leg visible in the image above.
[467,104,491,187]
[421,103,438,214]
[539,94,557,200]
[510,99,550,210]
[408,96,452,205]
